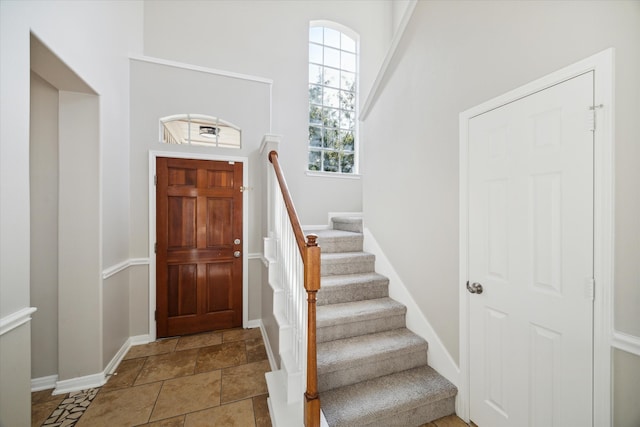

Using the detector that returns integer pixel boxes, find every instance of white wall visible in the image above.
[58,90,102,379]
[362,0,640,365]
[0,1,142,423]
[30,72,60,379]
[614,349,640,426]
[142,0,392,225]
[129,59,272,333]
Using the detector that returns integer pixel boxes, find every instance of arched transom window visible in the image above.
[308,23,358,174]
[160,114,241,149]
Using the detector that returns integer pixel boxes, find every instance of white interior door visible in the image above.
[468,71,594,427]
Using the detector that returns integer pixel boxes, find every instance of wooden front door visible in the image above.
[156,157,243,338]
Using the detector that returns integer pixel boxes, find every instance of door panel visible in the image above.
[468,72,594,426]
[157,157,243,337]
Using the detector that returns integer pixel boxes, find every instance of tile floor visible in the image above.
[32,327,271,427]
[420,414,478,427]
[31,327,474,427]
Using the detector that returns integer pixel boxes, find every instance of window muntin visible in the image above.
[308,25,358,174]
[160,114,241,149]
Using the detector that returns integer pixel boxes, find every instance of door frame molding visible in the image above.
[148,150,250,342]
[458,48,614,425]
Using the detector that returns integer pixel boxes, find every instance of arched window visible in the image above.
[160,114,241,148]
[308,22,358,174]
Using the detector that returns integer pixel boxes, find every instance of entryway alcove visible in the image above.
[29,34,101,389]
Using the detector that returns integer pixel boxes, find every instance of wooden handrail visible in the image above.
[269,151,306,257]
[268,150,321,427]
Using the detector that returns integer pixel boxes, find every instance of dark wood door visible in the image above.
[156,157,243,338]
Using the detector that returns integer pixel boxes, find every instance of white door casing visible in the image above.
[459,49,614,426]
[148,150,250,342]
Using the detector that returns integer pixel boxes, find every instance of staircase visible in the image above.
[312,217,457,427]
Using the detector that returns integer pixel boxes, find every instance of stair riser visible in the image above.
[318,346,428,392]
[360,397,456,427]
[317,314,405,343]
[352,397,455,427]
[317,282,388,305]
[332,218,363,233]
[321,259,375,276]
[317,236,363,253]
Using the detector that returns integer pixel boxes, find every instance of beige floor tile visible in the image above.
[252,394,272,427]
[420,415,472,427]
[184,399,255,427]
[31,398,63,427]
[138,415,186,427]
[124,338,179,360]
[75,382,162,427]
[149,370,222,422]
[433,414,470,426]
[222,327,261,343]
[221,359,270,403]
[246,337,268,363]
[175,331,223,351]
[135,348,199,385]
[31,388,65,405]
[142,415,186,426]
[196,341,247,373]
[102,357,146,391]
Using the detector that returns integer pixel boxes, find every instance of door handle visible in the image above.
[466,281,484,294]
[234,251,241,258]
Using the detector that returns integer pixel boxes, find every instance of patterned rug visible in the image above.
[42,388,99,426]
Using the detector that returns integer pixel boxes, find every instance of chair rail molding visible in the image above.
[102,258,150,280]
[612,331,640,357]
[0,307,37,336]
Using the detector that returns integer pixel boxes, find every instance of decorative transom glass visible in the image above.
[308,25,358,173]
[160,114,241,149]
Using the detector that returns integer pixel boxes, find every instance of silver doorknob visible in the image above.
[234,238,241,245]
[234,251,241,258]
[466,281,483,294]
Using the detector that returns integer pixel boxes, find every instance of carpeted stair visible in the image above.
[312,217,457,427]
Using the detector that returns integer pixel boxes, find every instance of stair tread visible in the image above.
[317,328,426,372]
[317,297,405,327]
[311,229,363,239]
[318,272,390,306]
[321,365,457,427]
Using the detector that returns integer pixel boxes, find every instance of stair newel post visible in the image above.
[304,234,321,427]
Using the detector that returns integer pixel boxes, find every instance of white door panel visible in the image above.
[468,72,594,427]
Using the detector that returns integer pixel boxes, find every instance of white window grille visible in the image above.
[160,114,241,149]
[308,23,358,173]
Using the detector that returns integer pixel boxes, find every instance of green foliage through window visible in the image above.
[308,25,358,174]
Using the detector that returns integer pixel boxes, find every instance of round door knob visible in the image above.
[234,251,241,258]
[466,281,484,294]
[234,238,241,245]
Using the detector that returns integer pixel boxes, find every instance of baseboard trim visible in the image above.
[31,374,58,392]
[54,372,106,395]
[130,334,152,346]
[245,319,261,329]
[52,333,151,395]
[258,319,278,372]
[363,228,460,386]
